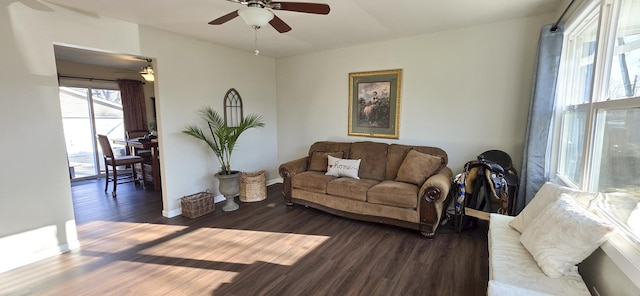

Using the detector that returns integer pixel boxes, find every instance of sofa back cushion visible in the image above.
[308,151,344,172]
[386,144,447,180]
[308,141,352,159]
[350,142,388,181]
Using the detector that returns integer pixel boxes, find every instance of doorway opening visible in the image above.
[54,45,157,182]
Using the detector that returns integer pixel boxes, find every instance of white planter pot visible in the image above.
[215,171,240,211]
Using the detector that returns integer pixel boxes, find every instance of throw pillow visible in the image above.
[509,182,598,233]
[308,151,344,172]
[395,149,443,186]
[520,194,615,278]
[325,155,361,179]
[509,182,562,233]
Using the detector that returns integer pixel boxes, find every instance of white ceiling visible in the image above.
[48,0,562,67]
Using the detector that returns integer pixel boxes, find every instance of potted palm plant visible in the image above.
[182,106,265,211]
[148,118,157,135]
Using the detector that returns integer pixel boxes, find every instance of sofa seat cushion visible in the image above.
[291,189,419,223]
[488,280,553,296]
[326,178,379,202]
[292,171,337,194]
[367,180,419,208]
[488,213,590,296]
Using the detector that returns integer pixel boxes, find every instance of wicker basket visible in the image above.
[240,170,266,202]
[181,191,215,218]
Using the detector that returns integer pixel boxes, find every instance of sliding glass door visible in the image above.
[59,86,124,180]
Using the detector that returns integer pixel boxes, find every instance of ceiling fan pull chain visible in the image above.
[253,26,260,56]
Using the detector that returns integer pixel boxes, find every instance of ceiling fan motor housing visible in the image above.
[211,0,330,33]
[238,6,274,27]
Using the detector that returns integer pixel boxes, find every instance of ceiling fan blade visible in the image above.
[269,15,292,33]
[271,2,330,14]
[208,10,239,25]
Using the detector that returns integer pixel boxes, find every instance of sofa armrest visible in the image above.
[419,167,453,203]
[279,156,309,177]
[278,156,309,205]
[418,167,453,238]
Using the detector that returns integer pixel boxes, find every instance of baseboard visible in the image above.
[0,241,78,274]
[164,179,282,218]
[163,208,182,218]
[268,177,283,185]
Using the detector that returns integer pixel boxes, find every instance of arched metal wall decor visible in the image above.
[223,88,243,127]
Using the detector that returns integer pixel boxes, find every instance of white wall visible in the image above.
[276,14,554,173]
[138,27,278,217]
[0,1,277,272]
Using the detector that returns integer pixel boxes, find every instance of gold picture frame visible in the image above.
[348,69,402,139]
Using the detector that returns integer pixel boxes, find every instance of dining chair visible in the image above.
[125,130,152,161]
[97,134,145,197]
[126,130,150,139]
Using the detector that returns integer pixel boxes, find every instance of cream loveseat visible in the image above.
[488,182,615,296]
[278,141,452,238]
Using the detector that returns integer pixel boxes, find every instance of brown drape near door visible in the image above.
[118,79,148,134]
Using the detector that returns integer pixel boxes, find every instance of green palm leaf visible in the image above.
[182,106,265,175]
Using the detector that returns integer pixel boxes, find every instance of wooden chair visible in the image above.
[97,134,145,197]
[125,130,152,161]
[126,130,150,139]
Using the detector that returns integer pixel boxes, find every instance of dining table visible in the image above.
[112,137,161,191]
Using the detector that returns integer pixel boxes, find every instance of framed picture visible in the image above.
[348,69,402,139]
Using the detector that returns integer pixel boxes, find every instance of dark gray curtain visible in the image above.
[118,79,148,134]
[516,23,564,214]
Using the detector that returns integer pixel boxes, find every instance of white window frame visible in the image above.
[553,0,640,287]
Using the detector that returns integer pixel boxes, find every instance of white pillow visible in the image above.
[520,194,615,278]
[509,182,598,233]
[325,155,361,179]
[628,202,640,237]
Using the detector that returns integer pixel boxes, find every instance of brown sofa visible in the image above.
[278,141,452,238]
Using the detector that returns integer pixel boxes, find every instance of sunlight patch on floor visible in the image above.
[1,222,331,294]
[140,228,330,266]
[46,260,236,294]
[77,221,188,253]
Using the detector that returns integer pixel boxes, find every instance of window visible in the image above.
[606,0,640,100]
[556,0,640,242]
[59,81,124,179]
[223,88,243,127]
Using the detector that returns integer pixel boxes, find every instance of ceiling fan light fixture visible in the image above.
[141,73,155,82]
[141,66,155,82]
[238,6,274,28]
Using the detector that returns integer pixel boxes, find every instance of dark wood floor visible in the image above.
[0,180,489,295]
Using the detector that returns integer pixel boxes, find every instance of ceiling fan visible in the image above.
[140,64,155,82]
[116,58,155,81]
[209,0,331,33]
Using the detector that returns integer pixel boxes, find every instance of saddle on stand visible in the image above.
[447,150,519,232]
